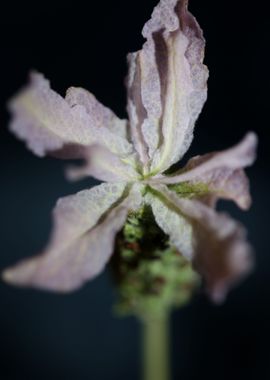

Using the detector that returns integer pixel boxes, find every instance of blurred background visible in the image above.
[0,0,269,379]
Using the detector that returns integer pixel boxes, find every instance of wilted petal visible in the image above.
[125,52,149,167]
[193,212,253,303]
[185,167,251,210]
[2,183,142,292]
[9,72,133,158]
[155,132,257,209]
[149,185,253,302]
[65,86,128,139]
[145,190,193,259]
[126,0,208,171]
[56,88,139,182]
[66,145,140,182]
[143,0,208,173]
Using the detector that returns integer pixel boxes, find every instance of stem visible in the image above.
[142,313,170,380]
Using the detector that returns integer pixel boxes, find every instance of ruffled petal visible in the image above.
[2,183,142,292]
[8,72,133,158]
[154,132,257,209]
[148,185,253,302]
[65,145,140,182]
[125,52,149,167]
[65,87,128,139]
[145,190,193,259]
[126,0,208,172]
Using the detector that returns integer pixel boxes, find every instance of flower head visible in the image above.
[3,0,257,303]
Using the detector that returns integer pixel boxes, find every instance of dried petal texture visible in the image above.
[2,183,143,291]
[65,87,128,139]
[154,132,257,209]
[126,52,149,167]
[66,145,140,183]
[62,86,142,181]
[145,191,193,259]
[125,0,208,172]
[137,0,208,173]
[149,185,253,302]
[9,72,133,158]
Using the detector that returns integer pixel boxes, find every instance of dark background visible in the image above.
[0,0,269,379]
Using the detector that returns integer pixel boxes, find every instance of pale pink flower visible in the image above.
[3,0,257,302]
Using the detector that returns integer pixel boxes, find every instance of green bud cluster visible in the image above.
[110,205,199,320]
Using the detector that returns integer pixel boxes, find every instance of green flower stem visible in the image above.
[142,313,170,380]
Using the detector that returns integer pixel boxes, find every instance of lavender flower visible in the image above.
[3,0,257,303]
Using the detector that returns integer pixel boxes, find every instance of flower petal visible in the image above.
[57,88,139,181]
[149,185,253,302]
[130,0,208,173]
[65,145,140,182]
[9,72,133,158]
[65,87,128,139]
[125,52,150,167]
[145,190,193,259]
[2,183,142,292]
[155,132,258,209]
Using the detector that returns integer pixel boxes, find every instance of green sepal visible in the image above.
[168,181,209,198]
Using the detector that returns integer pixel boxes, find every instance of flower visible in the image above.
[3,0,257,303]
